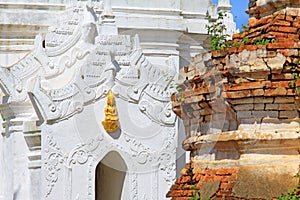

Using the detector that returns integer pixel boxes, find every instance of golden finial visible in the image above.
[102,90,120,133]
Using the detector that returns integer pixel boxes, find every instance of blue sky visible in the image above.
[212,0,249,30]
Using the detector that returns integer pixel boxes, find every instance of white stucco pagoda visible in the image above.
[0,0,235,199]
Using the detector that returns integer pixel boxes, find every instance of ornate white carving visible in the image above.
[0,0,239,199]
[44,133,104,198]
[159,128,177,185]
[113,35,177,126]
[44,135,64,197]
[66,136,103,166]
[0,36,49,103]
[0,67,26,103]
[42,110,176,199]
[131,172,138,200]
[124,134,153,165]
[31,31,176,126]
[1,2,178,200]
[123,127,177,182]
[45,2,84,56]
[162,162,176,184]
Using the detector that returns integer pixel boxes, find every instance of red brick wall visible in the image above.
[172,6,300,136]
[167,164,255,200]
[247,0,300,18]
[233,10,300,49]
[169,2,300,200]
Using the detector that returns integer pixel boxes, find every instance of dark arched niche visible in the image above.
[95,151,127,200]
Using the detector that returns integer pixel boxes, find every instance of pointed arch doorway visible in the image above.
[95,151,128,200]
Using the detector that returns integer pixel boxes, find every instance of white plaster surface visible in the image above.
[0,0,236,199]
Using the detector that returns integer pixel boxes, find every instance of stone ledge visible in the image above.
[193,157,299,169]
[183,128,300,151]
[0,2,65,10]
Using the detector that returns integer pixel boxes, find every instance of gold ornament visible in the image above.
[102,90,120,133]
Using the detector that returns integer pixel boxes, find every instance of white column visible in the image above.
[0,103,34,200]
[10,117,31,200]
[0,115,4,200]
[0,105,14,200]
[217,0,236,37]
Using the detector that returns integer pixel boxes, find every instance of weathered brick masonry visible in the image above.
[168,0,300,199]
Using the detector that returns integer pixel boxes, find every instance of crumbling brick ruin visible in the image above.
[167,0,300,199]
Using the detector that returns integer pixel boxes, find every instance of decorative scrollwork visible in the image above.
[44,134,103,197]
[66,136,103,166]
[131,172,138,200]
[162,163,176,185]
[44,135,65,197]
[124,134,153,165]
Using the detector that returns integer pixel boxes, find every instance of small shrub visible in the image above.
[287,64,300,93]
[278,174,300,200]
[241,24,250,33]
[189,190,210,200]
[190,185,200,190]
[253,38,270,45]
[243,36,249,44]
[278,185,300,200]
[189,191,201,200]
[206,12,229,51]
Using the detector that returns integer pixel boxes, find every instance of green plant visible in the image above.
[253,38,270,45]
[241,24,250,33]
[243,36,249,44]
[190,185,200,190]
[278,185,300,200]
[206,12,229,51]
[189,191,201,200]
[278,174,300,200]
[287,64,300,93]
[179,96,185,103]
[175,87,185,103]
[188,190,210,200]
[189,185,200,200]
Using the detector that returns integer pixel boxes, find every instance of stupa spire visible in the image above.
[99,0,117,35]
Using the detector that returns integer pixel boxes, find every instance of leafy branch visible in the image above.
[253,38,271,45]
[287,61,300,93]
[278,185,300,200]
[206,12,229,51]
